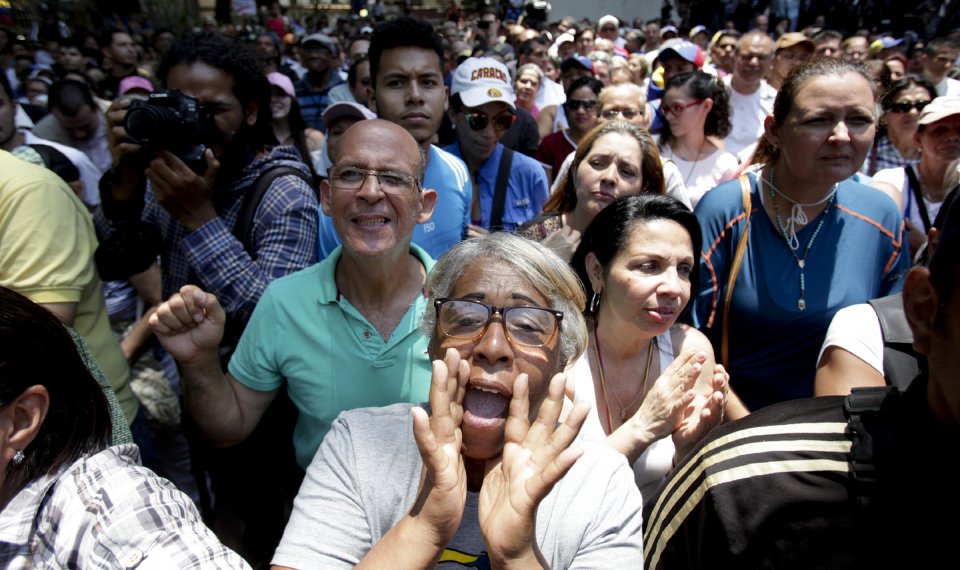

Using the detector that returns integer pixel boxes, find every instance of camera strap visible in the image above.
[233,165,312,259]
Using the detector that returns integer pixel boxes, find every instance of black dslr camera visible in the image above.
[124,89,207,173]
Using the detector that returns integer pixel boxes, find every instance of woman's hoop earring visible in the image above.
[589,292,602,313]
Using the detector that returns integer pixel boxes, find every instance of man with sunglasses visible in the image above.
[444,57,549,233]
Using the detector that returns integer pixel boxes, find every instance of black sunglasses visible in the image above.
[886,100,931,114]
[461,111,517,132]
[564,98,599,111]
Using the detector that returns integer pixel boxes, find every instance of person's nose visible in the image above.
[355,171,386,202]
[406,81,425,105]
[658,267,684,298]
[829,121,851,143]
[472,313,515,368]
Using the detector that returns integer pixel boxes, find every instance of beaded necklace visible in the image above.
[764,166,837,311]
[593,326,655,433]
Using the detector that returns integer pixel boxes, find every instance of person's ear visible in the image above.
[417,188,438,223]
[244,99,259,127]
[763,113,780,147]
[928,227,941,255]
[585,252,605,295]
[702,97,714,113]
[319,178,334,216]
[903,266,938,355]
[443,85,450,112]
[1,385,49,464]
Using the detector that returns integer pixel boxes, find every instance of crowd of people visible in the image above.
[1,1,960,567]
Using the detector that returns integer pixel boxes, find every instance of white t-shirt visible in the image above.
[722,76,776,158]
[535,77,566,109]
[873,166,954,230]
[659,144,740,208]
[817,303,884,375]
[934,76,960,97]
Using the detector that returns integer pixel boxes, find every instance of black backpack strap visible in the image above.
[867,294,922,392]
[489,146,514,232]
[843,386,900,509]
[904,166,933,232]
[233,166,312,258]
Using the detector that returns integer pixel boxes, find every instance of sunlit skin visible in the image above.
[372,46,448,149]
[764,72,876,198]
[429,260,562,473]
[569,132,644,230]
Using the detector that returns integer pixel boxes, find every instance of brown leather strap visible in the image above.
[722,174,752,367]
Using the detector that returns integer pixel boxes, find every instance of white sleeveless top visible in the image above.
[572,331,676,505]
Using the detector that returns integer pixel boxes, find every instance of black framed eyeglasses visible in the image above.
[434,298,563,348]
[461,111,517,133]
[886,100,931,114]
[564,98,599,112]
[329,166,421,195]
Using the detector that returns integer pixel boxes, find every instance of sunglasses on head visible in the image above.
[565,98,599,111]
[886,100,931,114]
[461,110,517,132]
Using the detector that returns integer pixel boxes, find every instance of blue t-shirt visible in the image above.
[442,142,549,230]
[693,174,909,411]
[318,144,471,260]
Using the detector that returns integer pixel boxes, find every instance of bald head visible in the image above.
[337,119,425,178]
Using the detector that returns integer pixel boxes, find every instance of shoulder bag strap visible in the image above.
[904,165,933,232]
[234,166,311,258]
[721,174,752,368]
[490,146,514,232]
[867,295,922,391]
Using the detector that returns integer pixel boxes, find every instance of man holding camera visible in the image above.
[94,31,317,564]
[95,30,317,328]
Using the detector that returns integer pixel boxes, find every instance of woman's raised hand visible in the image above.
[409,348,471,546]
[478,372,589,567]
[672,363,728,461]
[625,348,705,445]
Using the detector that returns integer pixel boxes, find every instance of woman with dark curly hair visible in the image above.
[658,71,738,208]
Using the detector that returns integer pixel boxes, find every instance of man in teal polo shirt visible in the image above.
[149,120,438,468]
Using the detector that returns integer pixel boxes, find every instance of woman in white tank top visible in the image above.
[569,194,728,503]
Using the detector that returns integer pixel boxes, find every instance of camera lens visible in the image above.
[125,105,182,145]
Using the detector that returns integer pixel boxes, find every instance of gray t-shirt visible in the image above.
[274,403,645,568]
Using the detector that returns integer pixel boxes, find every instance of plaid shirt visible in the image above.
[0,445,249,568]
[862,133,921,176]
[96,145,318,326]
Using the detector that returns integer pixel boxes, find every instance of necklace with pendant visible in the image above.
[594,326,655,432]
[763,166,837,311]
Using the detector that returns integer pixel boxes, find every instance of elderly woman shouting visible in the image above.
[150,234,644,568]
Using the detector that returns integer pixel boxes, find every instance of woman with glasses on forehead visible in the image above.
[536,76,603,183]
[270,233,645,568]
[861,75,937,176]
[657,71,738,208]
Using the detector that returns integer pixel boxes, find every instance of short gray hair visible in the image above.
[515,63,544,87]
[420,233,587,366]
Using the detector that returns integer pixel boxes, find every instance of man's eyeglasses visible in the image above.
[601,107,643,120]
[886,100,931,114]
[461,111,517,132]
[660,99,705,117]
[329,166,421,195]
[434,298,563,348]
[565,98,599,111]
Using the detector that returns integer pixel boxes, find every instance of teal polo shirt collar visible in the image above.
[317,243,436,358]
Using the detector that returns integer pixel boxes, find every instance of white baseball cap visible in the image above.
[450,57,516,110]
